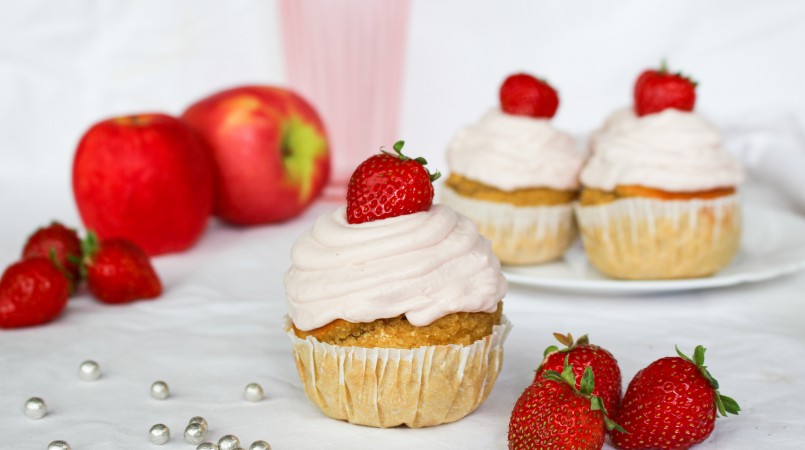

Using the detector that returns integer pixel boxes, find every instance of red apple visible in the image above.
[181,86,330,225]
[73,113,214,255]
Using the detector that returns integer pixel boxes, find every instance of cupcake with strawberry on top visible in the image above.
[576,61,744,279]
[442,73,584,265]
[284,141,510,428]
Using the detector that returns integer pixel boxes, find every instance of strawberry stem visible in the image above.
[657,59,699,87]
[579,365,594,396]
[49,247,76,293]
[392,140,406,157]
[380,140,442,182]
[81,230,99,258]
[554,332,574,347]
[80,230,101,279]
[542,332,590,359]
[660,58,669,74]
[676,345,741,417]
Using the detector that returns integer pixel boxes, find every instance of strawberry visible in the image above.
[509,358,623,450]
[22,221,82,288]
[0,258,71,328]
[536,333,622,419]
[346,140,440,224]
[611,345,740,450]
[634,60,697,117]
[499,73,559,119]
[82,232,162,304]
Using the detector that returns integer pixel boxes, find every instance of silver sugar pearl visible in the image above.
[189,416,207,428]
[78,360,101,381]
[48,440,71,450]
[243,382,264,402]
[197,443,219,450]
[231,448,245,450]
[218,435,241,450]
[23,397,47,419]
[149,423,170,445]
[184,422,207,444]
[249,441,272,450]
[150,381,170,400]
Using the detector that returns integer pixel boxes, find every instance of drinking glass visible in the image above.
[279,0,411,199]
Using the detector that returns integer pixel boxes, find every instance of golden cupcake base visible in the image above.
[292,303,503,349]
[575,195,741,279]
[284,315,511,428]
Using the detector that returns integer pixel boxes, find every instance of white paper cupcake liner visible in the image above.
[441,187,577,265]
[285,314,512,428]
[575,195,741,279]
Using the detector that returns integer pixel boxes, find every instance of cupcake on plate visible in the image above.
[284,141,510,428]
[442,73,584,265]
[576,62,744,280]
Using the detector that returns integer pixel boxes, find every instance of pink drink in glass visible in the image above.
[279,0,411,199]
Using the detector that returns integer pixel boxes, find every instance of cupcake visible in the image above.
[442,73,584,265]
[284,141,510,428]
[576,62,744,280]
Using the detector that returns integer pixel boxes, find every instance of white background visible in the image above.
[2,1,805,449]
[2,0,805,189]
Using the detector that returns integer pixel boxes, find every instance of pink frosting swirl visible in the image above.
[285,205,507,331]
[447,109,584,191]
[581,108,744,191]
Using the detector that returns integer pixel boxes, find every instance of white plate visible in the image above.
[502,204,805,294]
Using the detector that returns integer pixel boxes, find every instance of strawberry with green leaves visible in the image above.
[22,221,82,289]
[634,60,697,117]
[509,357,623,450]
[611,345,740,450]
[82,232,162,304]
[536,332,622,419]
[346,141,440,224]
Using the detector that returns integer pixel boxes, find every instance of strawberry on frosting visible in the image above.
[582,62,743,193]
[447,73,582,192]
[500,73,559,119]
[286,141,507,331]
[346,141,440,224]
[634,60,697,117]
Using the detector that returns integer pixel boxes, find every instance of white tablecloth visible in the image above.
[1,187,805,449]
